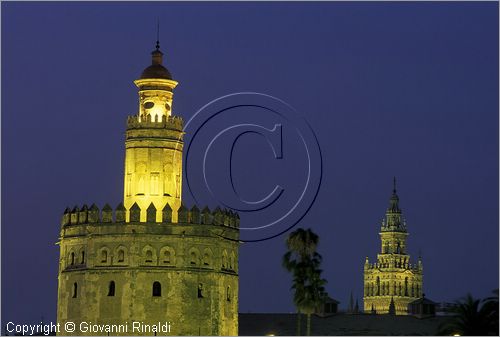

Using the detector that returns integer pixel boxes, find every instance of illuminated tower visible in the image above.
[124,43,182,222]
[363,179,423,315]
[56,43,240,336]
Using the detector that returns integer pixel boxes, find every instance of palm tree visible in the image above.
[283,228,327,336]
[437,291,499,336]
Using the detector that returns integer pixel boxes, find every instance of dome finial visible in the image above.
[155,18,160,51]
[393,176,397,194]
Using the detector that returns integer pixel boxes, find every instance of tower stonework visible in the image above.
[363,179,423,315]
[56,46,240,336]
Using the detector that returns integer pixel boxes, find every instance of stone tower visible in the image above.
[56,44,240,336]
[363,178,423,315]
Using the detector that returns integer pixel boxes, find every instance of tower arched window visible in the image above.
[72,282,78,298]
[152,281,161,297]
[145,250,153,263]
[404,277,408,296]
[376,277,380,296]
[70,252,75,265]
[118,249,125,262]
[108,281,115,297]
[190,251,198,265]
[163,250,171,264]
[101,250,108,263]
[81,251,85,264]
[226,286,231,302]
[396,242,401,254]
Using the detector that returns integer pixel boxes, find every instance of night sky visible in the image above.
[2,2,498,325]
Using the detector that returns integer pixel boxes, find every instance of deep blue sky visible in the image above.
[2,2,498,324]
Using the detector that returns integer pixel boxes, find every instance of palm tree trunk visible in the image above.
[296,311,302,336]
[306,313,311,336]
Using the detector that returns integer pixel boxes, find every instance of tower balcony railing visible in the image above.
[127,114,183,131]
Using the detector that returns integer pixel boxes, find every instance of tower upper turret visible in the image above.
[383,177,405,232]
[134,43,178,121]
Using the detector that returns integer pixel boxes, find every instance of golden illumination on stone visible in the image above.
[363,179,423,315]
[56,45,240,336]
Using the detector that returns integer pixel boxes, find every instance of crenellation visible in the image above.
[162,203,172,223]
[201,206,212,224]
[61,203,239,228]
[101,204,113,223]
[177,203,189,223]
[70,206,79,225]
[78,205,88,224]
[129,202,141,222]
[126,114,183,131]
[115,203,126,222]
[88,204,100,223]
[213,207,223,225]
[62,207,71,226]
[146,202,157,222]
[190,205,200,224]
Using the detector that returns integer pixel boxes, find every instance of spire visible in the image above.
[151,20,163,66]
[387,176,401,213]
[156,18,160,51]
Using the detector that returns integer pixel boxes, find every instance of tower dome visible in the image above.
[140,47,173,80]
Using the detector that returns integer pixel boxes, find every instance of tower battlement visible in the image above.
[126,114,183,131]
[61,203,240,228]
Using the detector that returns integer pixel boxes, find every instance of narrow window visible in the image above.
[81,251,85,264]
[118,249,125,262]
[101,250,108,263]
[138,175,145,195]
[203,253,210,266]
[222,251,228,269]
[108,281,115,297]
[150,173,159,195]
[126,174,132,197]
[197,283,204,298]
[175,175,180,198]
[72,282,78,298]
[190,251,197,265]
[404,277,408,296]
[70,252,75,265]
[152,281,161,297]
[226,286,231,302]
[163,250,171,264]
[145,250,153,263]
